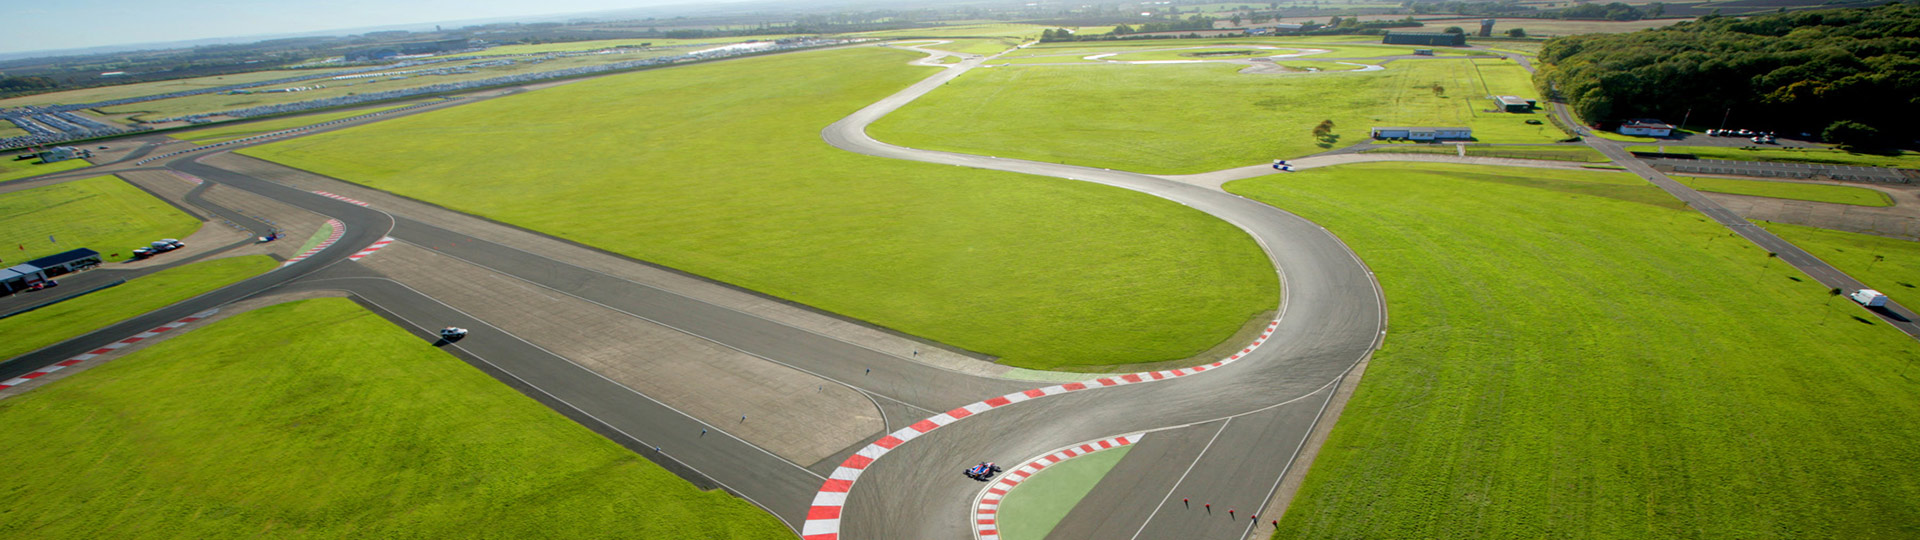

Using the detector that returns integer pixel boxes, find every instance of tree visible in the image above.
[1823,120,1882,149]
[1444,26,1466,33]
[1506,27,1527,37]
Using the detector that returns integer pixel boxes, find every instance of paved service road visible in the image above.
[820,49,1385,539]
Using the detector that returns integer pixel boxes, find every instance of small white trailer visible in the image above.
[1851,289,1889,307]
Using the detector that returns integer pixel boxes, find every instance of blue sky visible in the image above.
[3,0,692,55]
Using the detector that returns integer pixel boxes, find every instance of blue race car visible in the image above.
[965,462,1002,481]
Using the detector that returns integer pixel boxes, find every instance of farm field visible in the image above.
[240,46,1277,370]
[870,58,1560,174]
[1626,145,1920,169]
[1004,39,1492,60]
[1225,163,1920,539]
[846,23,1051,39]
[1763,221,1920,308]
[0,68,344,108]
[0,298,791,539]
[1422,17,1686,36]
[97,51,683,120]
[0,156,90,183]
[171,101,422,144]
[0,175,201,262]
[0,255,274,362]
[1673,175,1893,206]
[1361,144,1608,162]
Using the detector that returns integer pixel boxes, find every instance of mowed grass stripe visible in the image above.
[0,175,202,262]
[1224,163,1920,539]
[0,255,276,362]
[0,156,89,184]
[1674,175,1893,207]
[870,58,1558,174]
[0,298,791,539]
[241,47,1277,370]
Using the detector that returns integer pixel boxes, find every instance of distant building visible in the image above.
[1413,49,1434,56]
[0,265,41,293]
[1,248,102,294]
[28,248,102,278]
[1496,95,1535,112]
[1479,19,1496,37]
[1371,126,1473,140]
[1618,120,1675,137]
[36,146,87,163]
[1382,32,1466,47]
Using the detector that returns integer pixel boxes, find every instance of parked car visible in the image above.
[132,247,154,259]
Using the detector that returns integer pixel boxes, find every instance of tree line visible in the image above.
[1535,3,1920,148]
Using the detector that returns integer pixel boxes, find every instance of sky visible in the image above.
[2,0,707,55]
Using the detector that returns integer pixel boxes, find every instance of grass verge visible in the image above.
[997,446,1133,540]
[1626,145,1920,169]
[1674,175,1893,207]
[0,255,274,361]
[239,47,1277,370]
[1762,221,1920,308]
[871,58,1561,174]
[0,175,202,262]
[0,157,89,183]
[1224,163,1920,539]
[0,297,791,539]
[1360,144,1608,162]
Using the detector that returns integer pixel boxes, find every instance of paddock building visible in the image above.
[1496,95,1536,112]
[1618,120,1676,137]
[0,248,102,293]
[1371,126,1473,141]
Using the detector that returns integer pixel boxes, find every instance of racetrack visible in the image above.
[817,44,1385,540]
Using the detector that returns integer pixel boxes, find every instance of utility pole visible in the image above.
[1679,107,1692,133]
[1718,107,1732,131]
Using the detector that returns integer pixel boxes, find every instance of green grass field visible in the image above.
[0,255,273,362]
[1360,144,1609,162]
[1225,163,1920,539]
[1763,222,1920,308]
[0,69,343,109]
[1627,145,1920,169]
[171,102,419,144]
[98,52,679,120]
[1103,46,1301,61]
[997,446,1133,540]
[241,47,1276,370]
[0,156,90,183]
[1274,61,1371,71]
[475,36,808,56]
[1673,175,1893,206]
[0,297,791,539]
[870,59,1561,174]
[917,37,1024,56]
[0,175,202,263]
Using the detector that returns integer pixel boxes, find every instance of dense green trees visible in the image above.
[1537,4,1920,143]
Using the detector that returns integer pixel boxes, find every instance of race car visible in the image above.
[964,462,1002,481]
[440,327,469,340]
